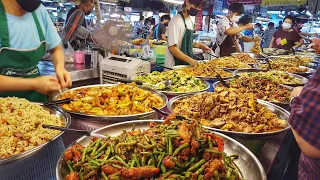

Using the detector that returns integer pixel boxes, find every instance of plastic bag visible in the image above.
[62,42,74,63]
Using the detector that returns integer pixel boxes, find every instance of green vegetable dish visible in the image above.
[63,117,242,180]
[133,70,207,93]
[240,71,303,85]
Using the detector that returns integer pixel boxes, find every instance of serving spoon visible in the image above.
[117,78,173,90]
[42,124,107,139]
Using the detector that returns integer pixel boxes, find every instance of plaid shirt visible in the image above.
[289,67,320,180]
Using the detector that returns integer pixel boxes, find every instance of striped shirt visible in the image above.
[263,28,277,48]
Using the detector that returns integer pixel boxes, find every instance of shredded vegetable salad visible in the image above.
[64,118,242,180]
[133,70,207,93]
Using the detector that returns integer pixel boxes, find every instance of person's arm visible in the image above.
[293,38,304,48]
[50,45,72,88]
[146,31,153,41]
[40,5,72,88]
[225,23,253,36]
[269,37,275,48]
[300,32,318,37]
[292,129,320,158]
[0,75,61,94]
[168,45,197,66]
[161,34,167,41]
[193,42,211,52]
[239,36,254,42]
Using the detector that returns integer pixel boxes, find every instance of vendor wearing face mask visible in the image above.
[164,0,211,68]
[269,15,304,50]
[0,0,71,102]
[214,3,254,57]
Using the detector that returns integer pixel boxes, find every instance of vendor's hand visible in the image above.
[199,43,211,53]
[291,86,304,98]
[189,59,198,66]
[245,23,254,30]
[56,68,72,88]
[33,76,61,94]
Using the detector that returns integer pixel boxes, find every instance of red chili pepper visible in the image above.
[204,133,224,151]
[216,136,224,152]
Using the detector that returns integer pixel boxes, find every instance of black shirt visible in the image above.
[152,23,166,40]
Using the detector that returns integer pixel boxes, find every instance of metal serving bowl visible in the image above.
[253,64,316,77]
[130,74,211,96]
[173,65,234,81]
[0,105,71,165]
[211,79,293,109]
[53,84,168,122]
[231,52,266,60]
[233,69,309,87]
[56,120,267,180]
[167,94,290,139]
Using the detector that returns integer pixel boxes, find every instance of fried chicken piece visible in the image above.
[204,159,224,180]
[120,167,160,180]
[102,164,119,175]
[163,156,175,168]
[178,121,191,141]
[66,172,80,180]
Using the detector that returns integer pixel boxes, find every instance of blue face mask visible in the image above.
[188,7,199,16]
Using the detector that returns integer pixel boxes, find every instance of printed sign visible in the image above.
[261,0,306,6]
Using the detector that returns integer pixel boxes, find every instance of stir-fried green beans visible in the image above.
[64,120,242,180]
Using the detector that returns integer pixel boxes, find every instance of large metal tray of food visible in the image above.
[261,48,289,56]
[0,97,71,165]
[56,120,267,180]
[131,70,211,96]
[254,63,316,77]
[53,84,168,122]
[233,69,309,87]
[212,79,293,107]
[173,64,234,81]
[167,91,290,139]
[232,52,266,61]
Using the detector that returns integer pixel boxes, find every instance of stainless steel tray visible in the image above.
[253,64,316,77]
[56,120,267,180]
[167,94,290,139]
[232,52,266,60]
[233,69,309,87]
[212,79,293,108]
[0,105,71,166]
[53,84,168,122]
[130,74,211,96]
[173,65,234,81]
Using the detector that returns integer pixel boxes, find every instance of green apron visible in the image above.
[0,1,47,102]
[174,12,194,66]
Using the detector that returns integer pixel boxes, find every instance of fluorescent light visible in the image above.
[46,7,57,10]
[163,0,184,5]
[100,2,117,5]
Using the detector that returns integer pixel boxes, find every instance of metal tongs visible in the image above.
[216,74,230,88]
[151,107,192,121]
[42,98,72,106]
[42,124,107,139]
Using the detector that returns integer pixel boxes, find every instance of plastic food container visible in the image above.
[74,51,85,64]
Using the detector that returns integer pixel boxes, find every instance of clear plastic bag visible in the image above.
[62,42,75,63]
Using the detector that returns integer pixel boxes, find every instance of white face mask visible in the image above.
[231,15,241,23]
[282,22,292,30]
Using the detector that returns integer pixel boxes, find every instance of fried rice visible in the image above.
[0,97,65,159]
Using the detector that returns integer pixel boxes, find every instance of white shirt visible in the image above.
[215,16,242,56]
[165,13,193,68]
